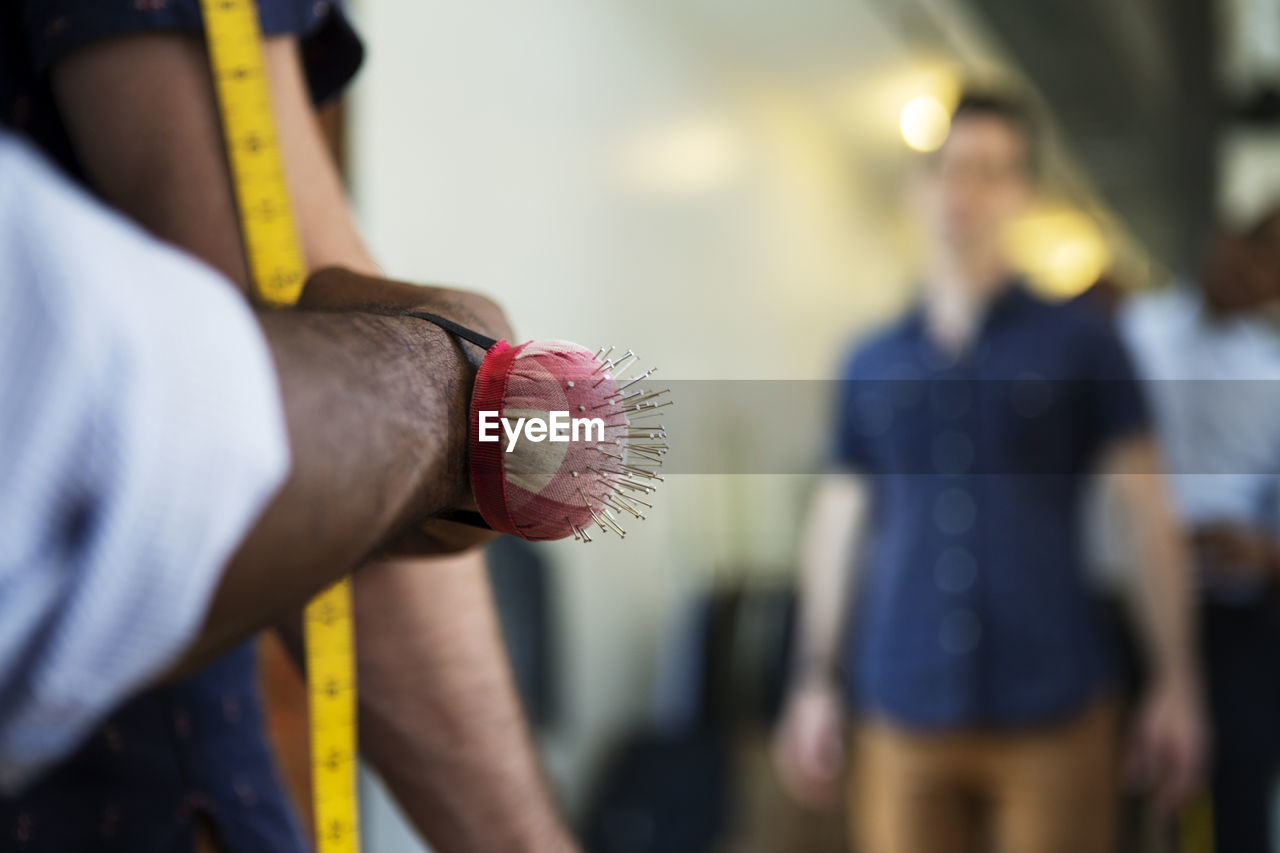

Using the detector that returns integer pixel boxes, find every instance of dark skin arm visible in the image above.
[52,32,576,852]
[175,308,475,674]
[298,267,505,554]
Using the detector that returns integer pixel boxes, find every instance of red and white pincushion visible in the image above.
[468,340,667,541]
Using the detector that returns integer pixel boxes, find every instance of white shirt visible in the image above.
[0,135,290,790]
[1120,285,1280,600]
[1122,286,1280,525]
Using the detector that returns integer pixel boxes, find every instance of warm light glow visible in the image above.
[615,117,745,196]
[1005,208,1111,300]
[899,95,951,152]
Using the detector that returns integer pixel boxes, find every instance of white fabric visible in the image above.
[1105,285,1280,602]
[1121,285,1280,526]
[0,135,290,791]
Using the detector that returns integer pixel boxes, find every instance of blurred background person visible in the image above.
[773,92,1205,853]
[1120,207,1280,853]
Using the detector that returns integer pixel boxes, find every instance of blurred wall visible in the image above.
[343,0,1009,835]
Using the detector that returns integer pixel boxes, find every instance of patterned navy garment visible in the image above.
[2,646,309,852]
[1,0,363,177]
[833,283,1150,730]
[0,2,362,851]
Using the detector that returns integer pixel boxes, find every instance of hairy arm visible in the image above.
[52,32,574,851]
[275,551,573,852]
[179,309,473,673]
[353,554,569,851]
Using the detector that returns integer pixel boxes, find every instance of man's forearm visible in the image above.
[1108,436,1199,687]
[1133,510,1199,688]
[176,309,472,672]
[794,473,867,684]
[353,552,574,853]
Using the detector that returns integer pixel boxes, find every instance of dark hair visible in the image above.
[946,90,1040,177]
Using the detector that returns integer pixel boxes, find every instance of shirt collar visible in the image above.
[908,275,1032,342]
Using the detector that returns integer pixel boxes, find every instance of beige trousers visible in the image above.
[851,697,1120,853]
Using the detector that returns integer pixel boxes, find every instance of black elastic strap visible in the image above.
[403,313,498,533]
[435,509,492,530]
[404,311,499,351]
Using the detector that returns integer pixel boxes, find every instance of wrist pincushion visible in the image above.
[412,312,667,542]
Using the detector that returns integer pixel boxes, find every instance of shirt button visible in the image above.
[940,609,982,654]
[935,547,977,592]
[931,430,974,475]
[933,488,976,534]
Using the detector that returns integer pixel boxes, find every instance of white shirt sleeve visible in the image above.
[0,135,291,791]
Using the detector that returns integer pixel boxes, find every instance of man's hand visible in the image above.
[1192,522,1280,584]
[1125,674,1209,819]
[773,678,846,808]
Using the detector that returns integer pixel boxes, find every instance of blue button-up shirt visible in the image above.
[835,283,1149,729]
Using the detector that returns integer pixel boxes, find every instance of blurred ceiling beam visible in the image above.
[961,0,1218,275]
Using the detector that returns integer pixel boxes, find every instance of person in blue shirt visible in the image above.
[773,92,1206,853]
[1120,208,1280,853]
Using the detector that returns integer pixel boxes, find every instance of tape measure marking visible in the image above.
[198,2,360,850]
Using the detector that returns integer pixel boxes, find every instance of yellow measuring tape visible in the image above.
[1179,790,1215,853]
[198,2,360,851]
